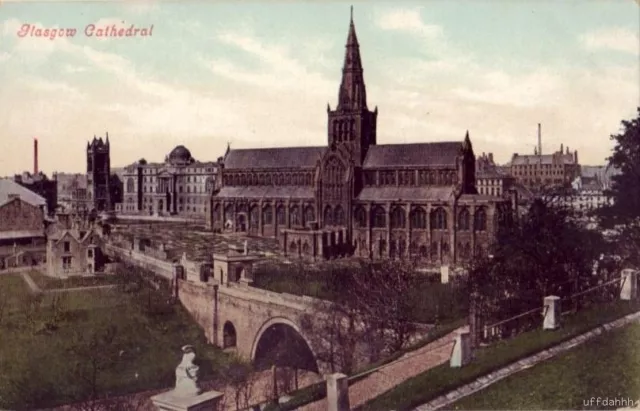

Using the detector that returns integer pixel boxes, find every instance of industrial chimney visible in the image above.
[34,137,38,175]
[537,123,542,156]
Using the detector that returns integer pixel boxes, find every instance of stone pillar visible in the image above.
[620,269,638,301]
[326,373,350,411]
[450,328,472,367]
[543,295,561,330]
[441,265,450,284]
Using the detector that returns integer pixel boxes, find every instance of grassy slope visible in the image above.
[451,322,640,410]
[0,274,230,410]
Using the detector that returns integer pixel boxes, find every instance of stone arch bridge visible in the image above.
[104,242,334,374]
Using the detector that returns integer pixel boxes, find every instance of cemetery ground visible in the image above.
[0,270,233,410]
[449,320,640,410]
[356,299,640,411]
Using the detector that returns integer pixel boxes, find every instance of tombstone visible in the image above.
[543,295,561,330]
[326,373,350,411]
[151,345,224,411]
[620,269,638,301]
[450,328,472,367]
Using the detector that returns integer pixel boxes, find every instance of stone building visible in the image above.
[46,213,104,277]
[0,179,48,269]
[117,145,219,219]
[87,134,112,212]
[14,172,57,216]
[54,172,90,213]
[476,153,515,197]
[509,144,581,189]
[208,13,513,265]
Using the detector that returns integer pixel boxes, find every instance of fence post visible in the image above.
[326,373,350,411]
[450,328,472,367]
[543,296,561,330]
[620,269,638,301]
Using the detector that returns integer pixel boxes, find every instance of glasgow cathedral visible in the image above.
[207,12,514,264]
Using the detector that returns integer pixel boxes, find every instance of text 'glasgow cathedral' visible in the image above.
[207,11,515,264]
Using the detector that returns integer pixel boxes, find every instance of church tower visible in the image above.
[327,7,378,166]
[86,133,112,212]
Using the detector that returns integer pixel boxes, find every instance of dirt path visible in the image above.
[300,329,462,411]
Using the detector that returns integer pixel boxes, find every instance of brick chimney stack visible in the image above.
[34,137,38,175]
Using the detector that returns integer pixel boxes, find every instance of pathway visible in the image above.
[299,328,462,411]
[19,272,117,294]
[413,310,640,411]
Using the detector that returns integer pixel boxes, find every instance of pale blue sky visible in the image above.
[0,0,638,175]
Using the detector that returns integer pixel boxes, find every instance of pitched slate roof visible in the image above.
[511,153,576,166]
[363,142,462,168]
[356,186,454,202]
[0,178,47,207]
[224,147,327,170]
[216,186,315,200]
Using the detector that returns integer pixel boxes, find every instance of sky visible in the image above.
[0,0,638,176]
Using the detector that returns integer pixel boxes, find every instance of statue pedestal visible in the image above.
[151,389,224,411]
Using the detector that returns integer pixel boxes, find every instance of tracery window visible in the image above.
[354,206,367,227]
[390,207,405,229]
[364,171,376,186]
[290,206,301,226]
[323,157,345,202]
[334,205,345,226]
[249,206,259,228]
[276,205,286,225]
[224,204,233,221]
[372,206,386,228]
[410,207,427,229]
[324,205,333,226]
[431,207,447,230]
[458,208,471,231]
[474,207,487,231]
[304,206,315,225]
[380,171,396,186]
[262,205,273,225]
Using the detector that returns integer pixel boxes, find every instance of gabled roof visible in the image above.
[224,147,327,170]
[0,178,47,207]
[363,142,462,168]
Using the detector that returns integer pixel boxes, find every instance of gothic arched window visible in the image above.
[475,207,487,231]
[372,206,386,228]
[431,207,448,230]
[276,205,286,225]
[304,206,315,225]
[458,208,471,231]
[324,205,333,226]
[410,207,427,229]
[354,206,367,228]
[249,206,259,228]
[262,205,273,225]
[224,204,233,221]
[334,205,345,226]
[390,207,406,229]
[290,206,301,226]
[323,157,346,202]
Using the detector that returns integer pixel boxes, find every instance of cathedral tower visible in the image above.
[86,133,112,212]
[326,7,378,166]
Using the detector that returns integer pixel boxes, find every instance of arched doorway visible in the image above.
[251,319,318,373]
[223,321,237,348]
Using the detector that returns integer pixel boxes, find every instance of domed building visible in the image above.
[117,145,220,219]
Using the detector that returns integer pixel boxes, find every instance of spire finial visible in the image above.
[350,5,353,22]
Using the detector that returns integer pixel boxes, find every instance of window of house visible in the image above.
[87,249,93,258]
[62,256,72,269]
[63,241,70,252]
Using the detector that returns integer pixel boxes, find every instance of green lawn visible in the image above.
[28,269,123,290]
[451,322,640,410]
[0,273,232,410]
[357,300,640,411]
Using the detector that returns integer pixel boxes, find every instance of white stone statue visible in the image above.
[174,345,201,396]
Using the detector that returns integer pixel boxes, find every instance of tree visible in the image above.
[600,108,640,268]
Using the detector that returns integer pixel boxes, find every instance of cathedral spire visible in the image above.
[337,7,367,111]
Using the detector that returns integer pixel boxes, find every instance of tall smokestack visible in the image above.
[537,123,542,156]
[34,137,38,175]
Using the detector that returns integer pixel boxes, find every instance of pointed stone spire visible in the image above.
[462,130,472,151]
[337,6,367,112]
[105,132,109,145]
[225,142,231,157]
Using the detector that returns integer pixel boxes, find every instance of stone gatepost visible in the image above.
[441,265,450,284]
[450,328,472,368]
[543,296,561,330]
[326,373,350,411]
[151,345,223,411]
[620,269,638,301]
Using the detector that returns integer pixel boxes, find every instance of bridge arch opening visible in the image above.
[223,321,237,348]
[251,318,319,373]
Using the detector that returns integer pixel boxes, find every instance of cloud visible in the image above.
[23,77,87,101]
[580,28,639,56]
[375,8,443,39]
